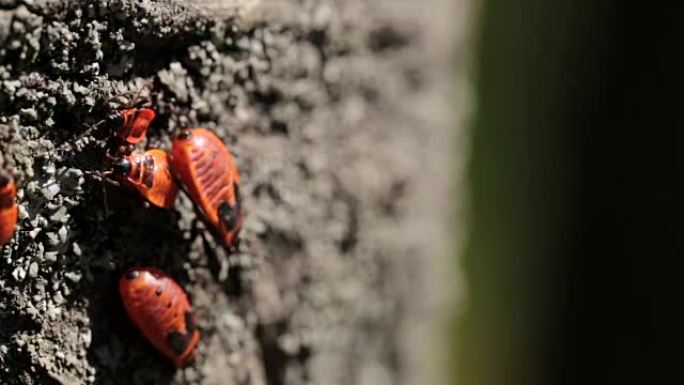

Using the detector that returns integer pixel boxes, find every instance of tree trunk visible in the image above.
[0,1,463,384]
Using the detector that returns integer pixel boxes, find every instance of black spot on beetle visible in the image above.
[167,330,189,355]
[165,312,198,355]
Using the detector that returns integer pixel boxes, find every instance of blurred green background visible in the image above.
[454,1,675,385]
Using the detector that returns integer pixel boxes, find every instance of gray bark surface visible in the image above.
[0,1,463,384]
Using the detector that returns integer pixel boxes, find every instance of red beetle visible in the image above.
[54,106,156,159]
[119,267,200,367]
[105,107,156,156]
[171,128,243,251]
[108,149,179,209]
[0,169,18,246]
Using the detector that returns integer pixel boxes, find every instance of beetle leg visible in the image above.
[130,79,153,108]
[101,174,120,187]
[101,178,110,217]
[235,184,242,212]
[188,216,204,242]
[131,97,151,109]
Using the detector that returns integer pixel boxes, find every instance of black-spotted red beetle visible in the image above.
[119,267,200,367]
[105,107,156,156]
[108,149,179,209]
[170,128,243,251]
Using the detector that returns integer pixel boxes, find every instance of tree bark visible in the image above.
[0,1,464,384]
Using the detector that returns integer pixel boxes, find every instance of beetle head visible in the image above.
[175,129,192,140]
[111,157,132,176]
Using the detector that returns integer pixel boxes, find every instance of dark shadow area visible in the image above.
[458,1,679,385]
[0,348,63,385]
[82,269,178,385]
[557,3,679,384]
[0,311,40,339]
[255,321,290,385]
[199,230,244,298]
[69,183,191,384]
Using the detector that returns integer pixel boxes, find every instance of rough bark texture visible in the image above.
[0,1,462,384]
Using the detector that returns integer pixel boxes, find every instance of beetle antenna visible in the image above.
[130,83,145,108]
[100,90,138,109]
[127,79,154,109]
[53,121,109,157]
